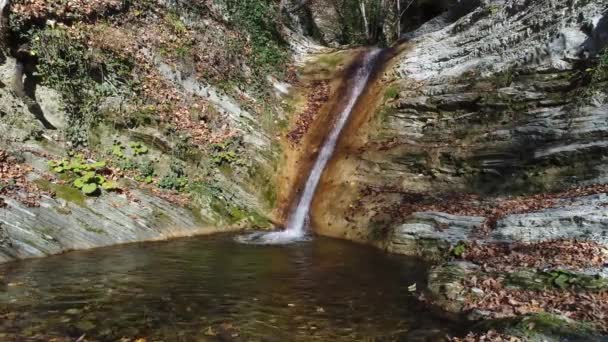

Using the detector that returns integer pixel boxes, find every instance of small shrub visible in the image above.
[452,242,467,258]
[210,136,243,166]
[384,85,400,100]
[158,159,188,191]
[158,174,188,191]
[31,27,134,146]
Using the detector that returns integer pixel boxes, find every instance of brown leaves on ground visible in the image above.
[149,187,190,207]
[463,276,608,332]
[456,240,608,333]
[287,80,330,145]
[355,184,608,233]
[450,330,522,342]
[0,150,53,207]
[12,0,123,23]
[82,12,235,147]
[463,240,608,272]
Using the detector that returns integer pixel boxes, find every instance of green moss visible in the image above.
[509,313,597,339]
[384,85,400,100]
[82,223,107,235]
[34,179,88,208]
[315,53,346,72]
[507,269,608,291]
[247,164,277,209]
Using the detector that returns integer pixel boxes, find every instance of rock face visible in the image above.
[387,212,484,260]
[493,194,608,246]
[312,0,608,246]
[0,0,317,263]
[385,194,608,260]
[0,188,236,263]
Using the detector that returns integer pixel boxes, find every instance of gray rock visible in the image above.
[492,195,608,245]
[34,86,67,129]
[387,212,485,260]
[0,189,241,264]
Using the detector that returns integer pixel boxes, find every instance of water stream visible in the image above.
[0,235,469,340]
[239,49,383,244]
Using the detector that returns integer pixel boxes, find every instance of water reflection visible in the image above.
[0,235,467,341]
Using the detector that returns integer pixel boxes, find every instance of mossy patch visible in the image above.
[384,85,400,100]
[506,269,608,291]
[34,179,88,208]
[82,223,107,235]
[509,313,598,340]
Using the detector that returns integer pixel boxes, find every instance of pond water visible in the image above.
[0,235,469,341]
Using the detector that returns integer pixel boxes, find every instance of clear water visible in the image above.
[0,235,467,341]
[239,50,383,245]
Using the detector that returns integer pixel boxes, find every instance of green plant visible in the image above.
[166,12,188,34]
[488,4,502,15]
[135,159,156,184]
[220,0,287,75]
[31,27,134,146]
[210,137,243,166]
[48,155,119,196]
[452,242,467,257]
[111,141,126,159]
[129,142,149,156]
[158,159,188,191]
[158,174,188,191]
[111,141,149,158]
[384,85,400,100]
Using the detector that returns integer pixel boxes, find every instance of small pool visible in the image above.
[0,235,468,341]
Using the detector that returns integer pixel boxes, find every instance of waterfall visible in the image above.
[238,49,383,244]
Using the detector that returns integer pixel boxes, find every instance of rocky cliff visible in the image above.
[308,0,608,337]
[0,0,337,262]
[314,0,608,250]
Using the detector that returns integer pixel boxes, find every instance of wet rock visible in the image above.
[427,261,479,313]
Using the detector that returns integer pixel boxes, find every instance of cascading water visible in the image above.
[238,49,383,245]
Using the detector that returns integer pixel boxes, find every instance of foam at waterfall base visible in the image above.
[235,229,312,245]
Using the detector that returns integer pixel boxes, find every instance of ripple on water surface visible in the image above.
[0,234,469,341]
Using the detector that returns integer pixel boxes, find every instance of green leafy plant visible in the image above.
[129,142,149,156]
[210,137,243,166]
[48,155,119,196]
[111,141,126,159]
[159,160,188,191]
[134,159,156,184]
[158,174,188,191]
[452,242,467,258]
